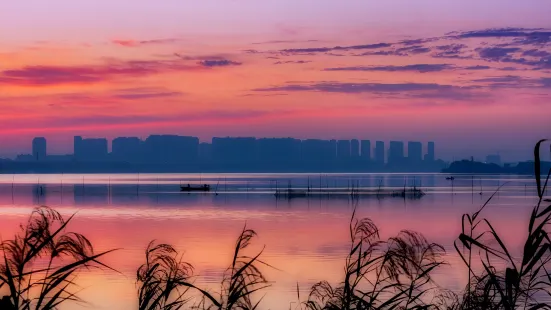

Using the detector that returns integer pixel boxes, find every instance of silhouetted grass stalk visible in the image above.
[302,208,446,310]
[137,226,270,310]
[0,207,116,310]
[454,139,551,309]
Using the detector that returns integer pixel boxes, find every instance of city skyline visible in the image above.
[4,133,527,163]
[1,1,550,161]
[17,135,438,162]
[0,131,536,162]
[9,133,530,170]
[0,134,447,173]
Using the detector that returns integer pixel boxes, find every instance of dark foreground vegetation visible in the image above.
[443,159,551,175]
[0,140,549,310]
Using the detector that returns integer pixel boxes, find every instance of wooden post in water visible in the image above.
[156,177,159,203]
[471,175,474,202]
[60,174,63,204]
[479,177,483,196]
[11,175,15,204]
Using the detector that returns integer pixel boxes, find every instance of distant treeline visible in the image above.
[443,159,551,174]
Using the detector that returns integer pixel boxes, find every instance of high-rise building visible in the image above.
[74,136,108,162]
[32,137,46,161]
[257,138,301,162]
[199,142,213,161]
[301,139,336,162]
[74,136,82,157]
[337,140,351,159]
[144,135,199,164]
[426,142,435,162]
[212,137,257,162]
[350,139,359,157]
[361,140,371,160]
[407,141,423,163]
[388,141,405,165]
[375,141,385,164]
[112,137,142,162]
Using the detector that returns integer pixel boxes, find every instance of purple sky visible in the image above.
[0,0,550,161]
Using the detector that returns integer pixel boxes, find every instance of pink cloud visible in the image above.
[112,39,139,47]
[111,38,180,47]
[0,58,204,86]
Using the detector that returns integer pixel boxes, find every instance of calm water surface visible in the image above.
[0,173,539,309]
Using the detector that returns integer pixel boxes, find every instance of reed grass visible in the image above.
[453,139,551,310]
[137,226,269,310]
[2,141,549,310]
[298,140,551,310]
[301,209,446,310]
[0,207,116,310]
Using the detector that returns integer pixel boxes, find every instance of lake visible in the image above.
[0,173,539,309]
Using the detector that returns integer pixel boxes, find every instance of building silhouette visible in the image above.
[375,141,385,164]
[212,137,256,163]
[74,136,108,162]
[143,135,198,164]
[199,142,213,161]
[301,139,336,162]
[426,141,435,162]
[337,140,351,160]
[388,141,405,165]
[408,141,423,163]
[4,135,447,173]
[361,140,371,160]
[112,137,142,163]
[257,138,301,163]
[351,139,359,158]
[32,137,47,161]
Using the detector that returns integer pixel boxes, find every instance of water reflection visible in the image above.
[0,173,539,309]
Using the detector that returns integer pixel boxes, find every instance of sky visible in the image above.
[0,0,550,161]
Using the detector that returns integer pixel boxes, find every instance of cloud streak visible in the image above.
[323,64,491,72]
[0,59,203,86]
[280,42,391,54]
[253,81,481,100]
[324,64,454,73]
[274,60,311,65]
[198,59,242,67]
[472,75,551,89]
[112,38,180,47]
[0,109,278,135]
[451,28,551,44]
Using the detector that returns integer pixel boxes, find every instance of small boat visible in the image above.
[446,176,455,181]
[181,184,211,192]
